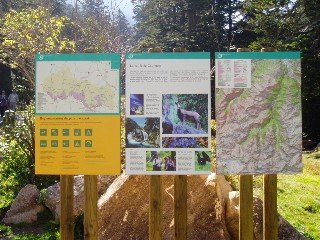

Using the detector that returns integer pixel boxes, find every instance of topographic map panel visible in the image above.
[36,53,120,114]
[215,52,302,174]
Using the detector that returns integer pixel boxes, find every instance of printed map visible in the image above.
[36,60,119,114]
[216,55,302,174]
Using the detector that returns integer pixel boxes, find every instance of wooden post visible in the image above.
[83,47,98,240]
[149,175,163,240]
[239,175,253,240]
[84,175,98,239]
[174,175,187,240]
[261,47,278,240]
[60,176,74,240]
[172,47,188,240]
[59,48,74,240]
[237,47,254,240]
[147,47,163,240]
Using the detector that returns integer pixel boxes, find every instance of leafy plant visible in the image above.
[0,102,58,209]
[38,189,49,205]
[0,7,78,90]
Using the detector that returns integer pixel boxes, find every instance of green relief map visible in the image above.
[215,52,302,174]
[36,54,120,114]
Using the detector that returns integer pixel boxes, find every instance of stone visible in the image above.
[45,175,116,222]
[98,173,232,240]
[2,184,44,224]
[226,191,240,240]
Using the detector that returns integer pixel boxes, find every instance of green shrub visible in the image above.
[38,188,49,205]
[0,102,58,209]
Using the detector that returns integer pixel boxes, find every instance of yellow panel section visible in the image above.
[35,115,120,175]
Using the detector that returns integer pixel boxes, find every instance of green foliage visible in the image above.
[0,0,67,16]
[211,119,216,170]
[0,209,59,239]
[0,225,59,240]
[38,188,49,204]
[121,96,126,165]
[0,102,58,209]
[0,7,77,90]
[0,224,13,238]
[132,0,244,52]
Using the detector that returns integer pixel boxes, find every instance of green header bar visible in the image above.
[215,52,300,59]
[36,53,121,69]
[126,52,210,59]
[35,113,119,116]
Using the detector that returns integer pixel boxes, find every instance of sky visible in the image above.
[67,0,135,24]
[105,0,134,23]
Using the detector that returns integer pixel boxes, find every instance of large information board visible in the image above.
[215,52,302,175]
[125,52,211,175]
[35,53,121,175]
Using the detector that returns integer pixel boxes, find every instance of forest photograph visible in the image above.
[126,117,160,148]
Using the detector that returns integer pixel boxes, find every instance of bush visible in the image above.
[0,102,58,209]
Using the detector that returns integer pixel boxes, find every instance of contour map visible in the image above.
[216,57,302,174]
[36,60,119,114]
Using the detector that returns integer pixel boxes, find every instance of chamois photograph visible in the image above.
[162,94,209,134]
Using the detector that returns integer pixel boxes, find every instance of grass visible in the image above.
[226,149,320,239]
[0,208,60,239]
[276,151,320,239]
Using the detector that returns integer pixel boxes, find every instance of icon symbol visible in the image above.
[85,140,92,147]
[40,140,47,147]
[63,129,69,136]
[51,140,58,147]
[85,129,92,136]
[74,129,81,136]
[74,140,81,147]
[51,129,58,136]
[40,129,47,136]
[63,140,69,147]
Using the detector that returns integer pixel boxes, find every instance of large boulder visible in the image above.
[2,184,44,224]
[98,173,306,240]
[98,173,232,240]
[46,175,116,222]
[226,191,307,240]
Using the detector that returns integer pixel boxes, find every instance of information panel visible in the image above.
[125,52,211,175]
[35,53,121,175]
[215,52,302,175]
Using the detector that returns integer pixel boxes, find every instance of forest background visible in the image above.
[0,0,319,142]
[0,0,319,239]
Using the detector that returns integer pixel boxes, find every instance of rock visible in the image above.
[226,191,240,239]
[226,191,307,240]
[45,175,116,222]
[213,174,233,202]
[98,173,232,240]
[2,184,44,224]
[97,173,130,208]
[45,181,60,221]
